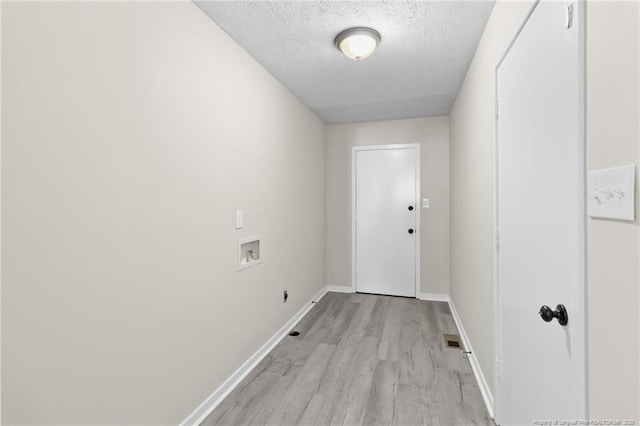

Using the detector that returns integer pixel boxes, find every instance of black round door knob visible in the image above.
[408,228,414,234]
[408,206,414,211]
[538,304,568,326]
[539,305,554,322]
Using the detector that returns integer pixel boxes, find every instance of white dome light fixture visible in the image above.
[334,27,381,61]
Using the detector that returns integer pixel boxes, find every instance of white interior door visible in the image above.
[496,1,586,424]
[354,145,419,298]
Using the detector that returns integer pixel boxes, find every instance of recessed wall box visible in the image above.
[238,235,262,271]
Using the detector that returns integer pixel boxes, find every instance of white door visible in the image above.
[496,2,586,425]
[353,145,419,298]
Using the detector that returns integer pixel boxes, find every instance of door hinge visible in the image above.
[495,99,499,119]
[495,230,500,250]
[496,358,504,380]
[566,3,574,29]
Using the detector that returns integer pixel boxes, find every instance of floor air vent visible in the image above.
[443,334,462,349]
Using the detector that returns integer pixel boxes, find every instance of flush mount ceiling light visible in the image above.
[334,27,381,61]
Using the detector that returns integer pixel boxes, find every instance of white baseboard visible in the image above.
[326,285,354,293]
[419,292,450,302]
[448,298,494,419]
[180,286,328,426]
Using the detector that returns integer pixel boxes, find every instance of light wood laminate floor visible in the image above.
[203,292,494,426]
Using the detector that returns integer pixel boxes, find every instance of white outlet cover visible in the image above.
[587,165,636,221]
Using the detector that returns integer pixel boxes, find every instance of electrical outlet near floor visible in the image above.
[283,290,288,303]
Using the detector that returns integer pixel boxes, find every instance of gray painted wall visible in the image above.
[1,2,326,424]
[585,1,639,419]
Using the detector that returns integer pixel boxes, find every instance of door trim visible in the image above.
[492,1,587,423]
[351,144,421,297]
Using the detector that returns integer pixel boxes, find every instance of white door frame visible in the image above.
[492,1,587,423]
[352,144,421,297]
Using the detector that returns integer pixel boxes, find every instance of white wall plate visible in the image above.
[587,165,636,221]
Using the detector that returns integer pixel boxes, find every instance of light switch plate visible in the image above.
[235,210,243,229]
[587,165,635,221]
[422,198,430,208]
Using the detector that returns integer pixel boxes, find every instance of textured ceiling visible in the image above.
[195,1,494,124]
